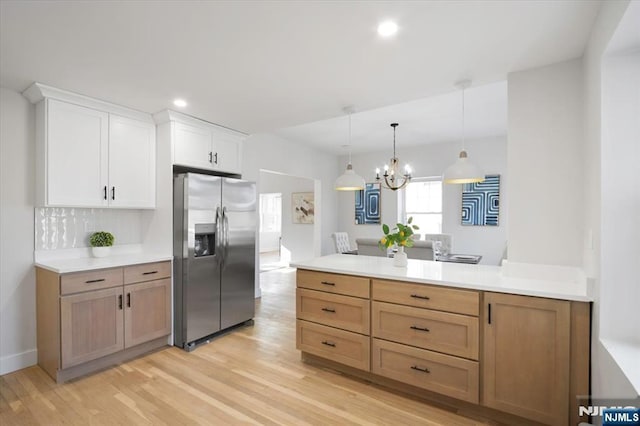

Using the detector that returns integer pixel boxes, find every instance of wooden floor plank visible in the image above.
[1,267,499,425]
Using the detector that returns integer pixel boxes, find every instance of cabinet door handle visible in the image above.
[208,151,213,163]
[127,293,131,308]
[410,294,430,300]
[320,281,335,286]
[411,365,430,374]
[214,152,218,164]
[118,294,123,310]
[488,303,492,324]
[103,185,107,200]
[85,278,105,284]
[321,340,336,347]
[142,271,158,275]
[111,186,115,200]
[410,325,430,332]
[321,307,335,313]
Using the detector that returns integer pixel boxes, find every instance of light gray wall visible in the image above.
[507,58,584,267]
[259,171,315,262]
[337,135,508,265]
[0,87,36,374]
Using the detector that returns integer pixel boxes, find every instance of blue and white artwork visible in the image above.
[462,175,500,226]
[355,183,381,224]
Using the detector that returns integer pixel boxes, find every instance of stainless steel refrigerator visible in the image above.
[173,172,256,350]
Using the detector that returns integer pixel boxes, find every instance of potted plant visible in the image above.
[89,231,114,258]
[378,217,419,267]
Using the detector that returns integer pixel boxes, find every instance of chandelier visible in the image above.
[375,123,412,191]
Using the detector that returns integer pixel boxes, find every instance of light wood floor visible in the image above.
[1,268,501,425]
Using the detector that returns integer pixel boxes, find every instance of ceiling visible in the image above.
[1,1,600,136]
[275,80,507,155]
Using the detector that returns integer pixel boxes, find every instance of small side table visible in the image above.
[436,254,482,264]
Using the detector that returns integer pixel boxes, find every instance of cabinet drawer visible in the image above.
[372,338,479,403]
[124,261,171,284]
[372,301,478,360]
[296,320,370,371]
[297,269,369,298]
[61,268,123,295]
[297,288,370,334]
[372,279,479,316]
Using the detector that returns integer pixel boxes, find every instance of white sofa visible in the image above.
[355,238,434,260]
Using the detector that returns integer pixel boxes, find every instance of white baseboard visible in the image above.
[0,349,37,375]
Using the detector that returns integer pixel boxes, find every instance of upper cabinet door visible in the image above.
[47,99,108,207]
[173,122,213,170]
[212,129,242,174]
[108,115,156,208]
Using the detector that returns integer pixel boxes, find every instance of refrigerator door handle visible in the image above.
[215,207,222,264]
[222,206,229,263]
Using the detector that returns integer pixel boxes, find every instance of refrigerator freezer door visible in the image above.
[178,173,223,345]
[220,178,256,329]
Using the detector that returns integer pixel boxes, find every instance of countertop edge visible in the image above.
[35,254,173,274]
[291,256,593,303]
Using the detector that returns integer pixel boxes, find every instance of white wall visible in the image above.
[600,50,640,343]
[337,136,508,265]
[507,59,584,267]
[259,171,314,262]
[583,0,638,403]
[242,132,339,257]
[0,87,36,374]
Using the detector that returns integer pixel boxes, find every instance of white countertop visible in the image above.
[35,247,172,274]
[291,254,592,302]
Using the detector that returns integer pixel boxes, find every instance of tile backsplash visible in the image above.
[35,208,144,250]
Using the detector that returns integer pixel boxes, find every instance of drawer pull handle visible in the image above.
[411,365,430,374]
[321,307,336,313]
[320,281,336,286]
[142,271,158,275]
[321,340,336,347]
[410,325,430,332]
[85,278,106,284]
[410,294,430,300]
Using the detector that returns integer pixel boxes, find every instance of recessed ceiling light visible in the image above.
[173,99,187,108]
[377,21,398,38]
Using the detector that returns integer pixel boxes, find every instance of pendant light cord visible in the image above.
[348,112,352,164]
[461,85,466,152]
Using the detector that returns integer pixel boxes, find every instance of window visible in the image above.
[259,193,281,232]
[402,178,442,235]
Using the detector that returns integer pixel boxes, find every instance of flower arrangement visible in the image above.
[378,217,419,251]
[89,231,115,247]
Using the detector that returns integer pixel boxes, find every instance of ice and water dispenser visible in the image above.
[194,223,215,257]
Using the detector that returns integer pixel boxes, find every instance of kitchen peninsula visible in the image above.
[292,254,592,426]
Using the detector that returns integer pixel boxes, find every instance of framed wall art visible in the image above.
[355,183,381,225]
[292,192,314,224]
[461,174,500,226]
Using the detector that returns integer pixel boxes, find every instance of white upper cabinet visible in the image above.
[173,122,214,170]
[25,83,157,209]
[213,129,242,174]
[46,99,109,207]
[108,115,156,208]
[155,110,244,175]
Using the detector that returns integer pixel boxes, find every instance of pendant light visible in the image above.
[335,107,365,191]
[443,80,485,184]
[375,123,412,191]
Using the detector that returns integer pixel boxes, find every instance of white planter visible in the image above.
[91,246,111,258]
[393,246,408,267]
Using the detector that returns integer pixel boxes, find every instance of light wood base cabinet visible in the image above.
[482,292,579,426]
[296,270,590,426]
[36,261,171,383]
